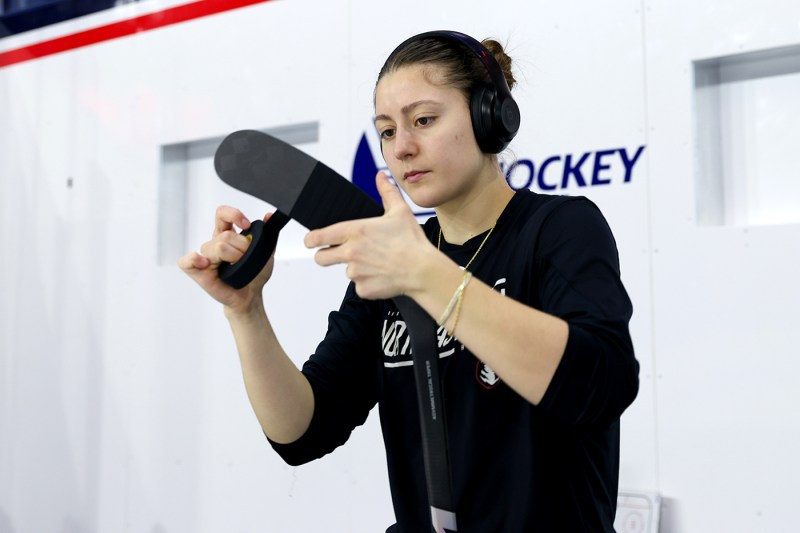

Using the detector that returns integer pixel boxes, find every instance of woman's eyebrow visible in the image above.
[375,100,442,123]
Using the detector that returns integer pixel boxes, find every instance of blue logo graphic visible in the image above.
[500,146,646,191]
[351,122,646,211]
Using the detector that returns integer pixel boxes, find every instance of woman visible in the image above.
[180,30,639,532]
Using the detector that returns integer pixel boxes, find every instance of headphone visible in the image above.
[386,30,521,154]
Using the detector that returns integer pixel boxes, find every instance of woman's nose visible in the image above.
[392,128,417,160]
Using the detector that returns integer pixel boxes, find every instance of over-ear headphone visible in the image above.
[387,30,521,154]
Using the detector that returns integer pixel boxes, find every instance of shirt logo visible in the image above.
[382,311,456,368]
[476,361,501,389]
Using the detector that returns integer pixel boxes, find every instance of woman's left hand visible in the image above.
[304,171,434,300]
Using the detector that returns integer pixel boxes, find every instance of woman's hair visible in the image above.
[375,36,516,102]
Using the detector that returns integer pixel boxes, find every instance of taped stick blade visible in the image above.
[214,129,382,229]
[214,129,317,215]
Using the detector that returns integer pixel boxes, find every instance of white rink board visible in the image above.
[1,0,799,531]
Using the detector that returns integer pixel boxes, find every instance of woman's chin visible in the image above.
[405,194,438,210]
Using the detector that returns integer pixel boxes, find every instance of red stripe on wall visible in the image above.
[0,0,274,68]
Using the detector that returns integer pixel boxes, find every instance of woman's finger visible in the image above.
[177,251,210,273]
[200,236,252,265]
[214,205,251,237]
[304,219,360,249]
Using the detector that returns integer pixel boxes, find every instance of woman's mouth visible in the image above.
[403,170,429,183]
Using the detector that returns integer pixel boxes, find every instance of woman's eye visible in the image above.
[380,128,395,140]
[416,116,435,127]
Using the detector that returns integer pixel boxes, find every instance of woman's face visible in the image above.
[374,64,495,209]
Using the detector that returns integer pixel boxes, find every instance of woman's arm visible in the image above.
[409,256,568,405]
[225,301,315,444]
[409,199,638,422]
[179,206,314,444]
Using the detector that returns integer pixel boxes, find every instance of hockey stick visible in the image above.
[214,130,457,532]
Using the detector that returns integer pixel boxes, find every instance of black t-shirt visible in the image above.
[270,189,639,532]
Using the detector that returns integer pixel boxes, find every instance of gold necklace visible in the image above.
[437,224,495,271]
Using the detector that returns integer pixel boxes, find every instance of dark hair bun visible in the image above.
[481,39,516,90]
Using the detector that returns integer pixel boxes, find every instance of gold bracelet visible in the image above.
[437,271,473,328]
[446,275,469,337]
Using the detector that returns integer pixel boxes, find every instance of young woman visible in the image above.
[179,31,639,532]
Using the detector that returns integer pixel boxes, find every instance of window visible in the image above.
[694,44,800,227]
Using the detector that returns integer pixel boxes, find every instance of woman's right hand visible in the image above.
[178,205,276,314]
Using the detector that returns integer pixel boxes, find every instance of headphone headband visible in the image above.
[389,30,514,101]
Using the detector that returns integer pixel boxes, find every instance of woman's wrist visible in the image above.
[223,295,266,323]
[402,244,462,305]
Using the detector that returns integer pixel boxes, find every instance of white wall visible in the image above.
[1,0,799,531]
